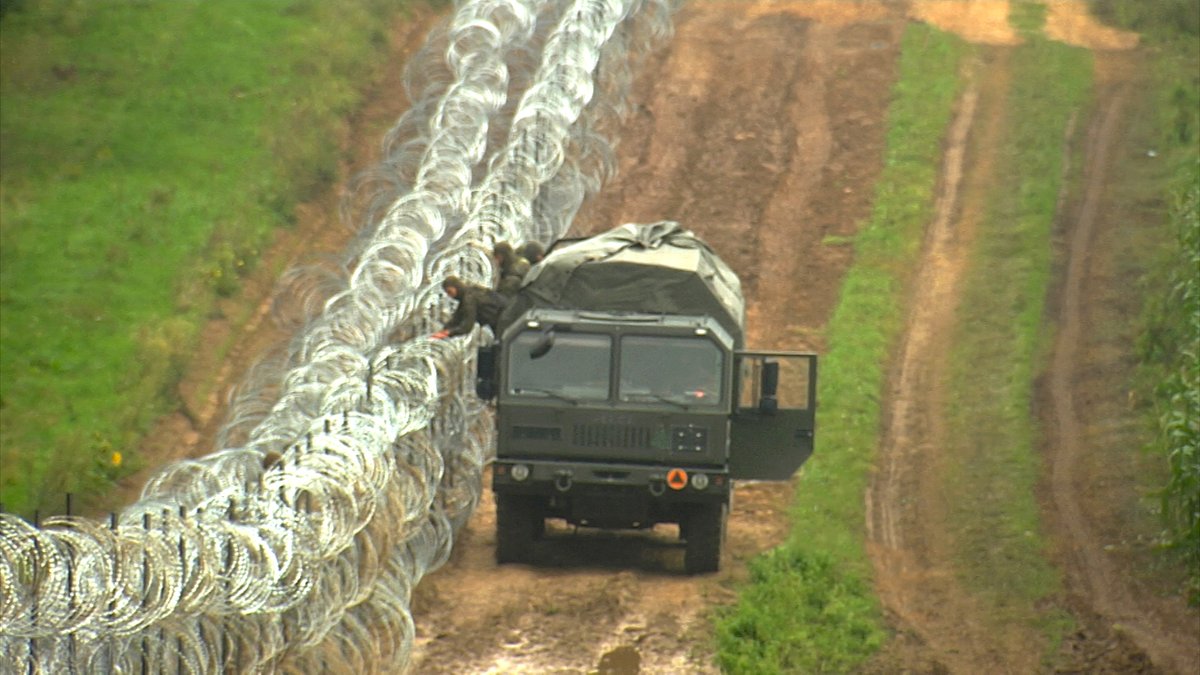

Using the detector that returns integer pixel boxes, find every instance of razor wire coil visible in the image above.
[0,0,679,671]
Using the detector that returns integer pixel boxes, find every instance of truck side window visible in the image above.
[618,336,723,406]
[508,331,612,401]
[738,354,813,410]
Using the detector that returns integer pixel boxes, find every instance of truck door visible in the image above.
[729,351,817,480]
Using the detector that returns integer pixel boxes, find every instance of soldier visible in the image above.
[431,276,507,339]
[520,241,546,266]
[492,242,530,297]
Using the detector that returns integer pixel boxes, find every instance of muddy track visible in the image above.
[407,3,906,672]
[864,53,1024,672]
[867,42,1199,675]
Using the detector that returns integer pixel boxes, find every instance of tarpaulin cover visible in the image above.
[499,221,745,344]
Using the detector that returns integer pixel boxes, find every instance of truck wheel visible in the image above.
[684,503,726,574]
[496,494,540,565]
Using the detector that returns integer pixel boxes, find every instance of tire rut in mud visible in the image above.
[1042,51,1200,675]
[862,48,1045,674]
[868,43,1199,675]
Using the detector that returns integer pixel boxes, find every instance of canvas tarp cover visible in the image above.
[499,221,745,344]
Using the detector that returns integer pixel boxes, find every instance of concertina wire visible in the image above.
[0,0,679,671]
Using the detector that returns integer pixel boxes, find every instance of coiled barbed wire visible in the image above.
[0,0,679,671]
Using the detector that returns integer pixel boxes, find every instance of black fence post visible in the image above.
[29,509,40,675]
[142,512,150,675]
[178,504,186,675]
[109,512,118,674]
[66,494,76,675]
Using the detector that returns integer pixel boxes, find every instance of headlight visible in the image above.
[511,464,531,481]
[690,472,709,490]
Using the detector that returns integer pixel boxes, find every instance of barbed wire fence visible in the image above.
[0,0,678,671]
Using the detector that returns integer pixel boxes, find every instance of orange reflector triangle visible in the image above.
[667,468,688,490]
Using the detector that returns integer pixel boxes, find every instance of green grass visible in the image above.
[714,23,968,673]
[1110,0,1200,600]
[940,13,1092,654]
[0,0,409,518]
[1147,157,1200,603]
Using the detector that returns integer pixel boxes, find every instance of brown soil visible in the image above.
[122,1,1199,673]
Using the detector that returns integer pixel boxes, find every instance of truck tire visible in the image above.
[495,494,540,565]
[684,502,726,574]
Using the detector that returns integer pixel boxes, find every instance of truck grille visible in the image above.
[512,425,562,441]
[572,423,652,449]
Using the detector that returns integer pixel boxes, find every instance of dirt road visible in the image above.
[408,2,906,672]
[862,10,1199,675]
[125,1,1198,672]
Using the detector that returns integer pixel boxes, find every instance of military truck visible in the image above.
[475,222,817,573]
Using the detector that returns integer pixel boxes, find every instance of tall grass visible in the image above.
[1095,0,1200,604]
[1159,163,1200,598]
[0,0,408,518]
[1141,159,1200,601]
[714,24,967,672]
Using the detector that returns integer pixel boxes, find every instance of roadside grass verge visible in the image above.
[714,24,968,673]
[1104,2,1200,601]
[940,7,1090,656]
[0,0,410,518]
[1149,158,1200,603]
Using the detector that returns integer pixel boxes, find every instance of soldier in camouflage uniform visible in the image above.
[492,242,531,297]
[520,241,545,266]
[432,276,508,338]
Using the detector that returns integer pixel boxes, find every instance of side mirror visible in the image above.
[475,344,497,400]
[529,330,555,359]
[759,360,779,414]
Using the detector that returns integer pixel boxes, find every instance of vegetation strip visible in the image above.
[1107,0,1200,601]
[941,3,1089,656]
[714,23,968,672]
[0,0,408,517]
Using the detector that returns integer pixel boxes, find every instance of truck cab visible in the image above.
[475,222,816,573]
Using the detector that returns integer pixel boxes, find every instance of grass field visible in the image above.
[0,0,408,518]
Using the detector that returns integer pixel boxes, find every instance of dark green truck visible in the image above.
[475,222,817,573]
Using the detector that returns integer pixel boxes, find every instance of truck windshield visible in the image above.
[508,331,612,401]
[618,336,723,406]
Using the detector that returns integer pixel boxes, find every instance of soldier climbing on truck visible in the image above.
[431,275,508,339]
[492,241,531,297]
[474,221,817,574]
[433,239,535,339]
[520,240,546,266]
